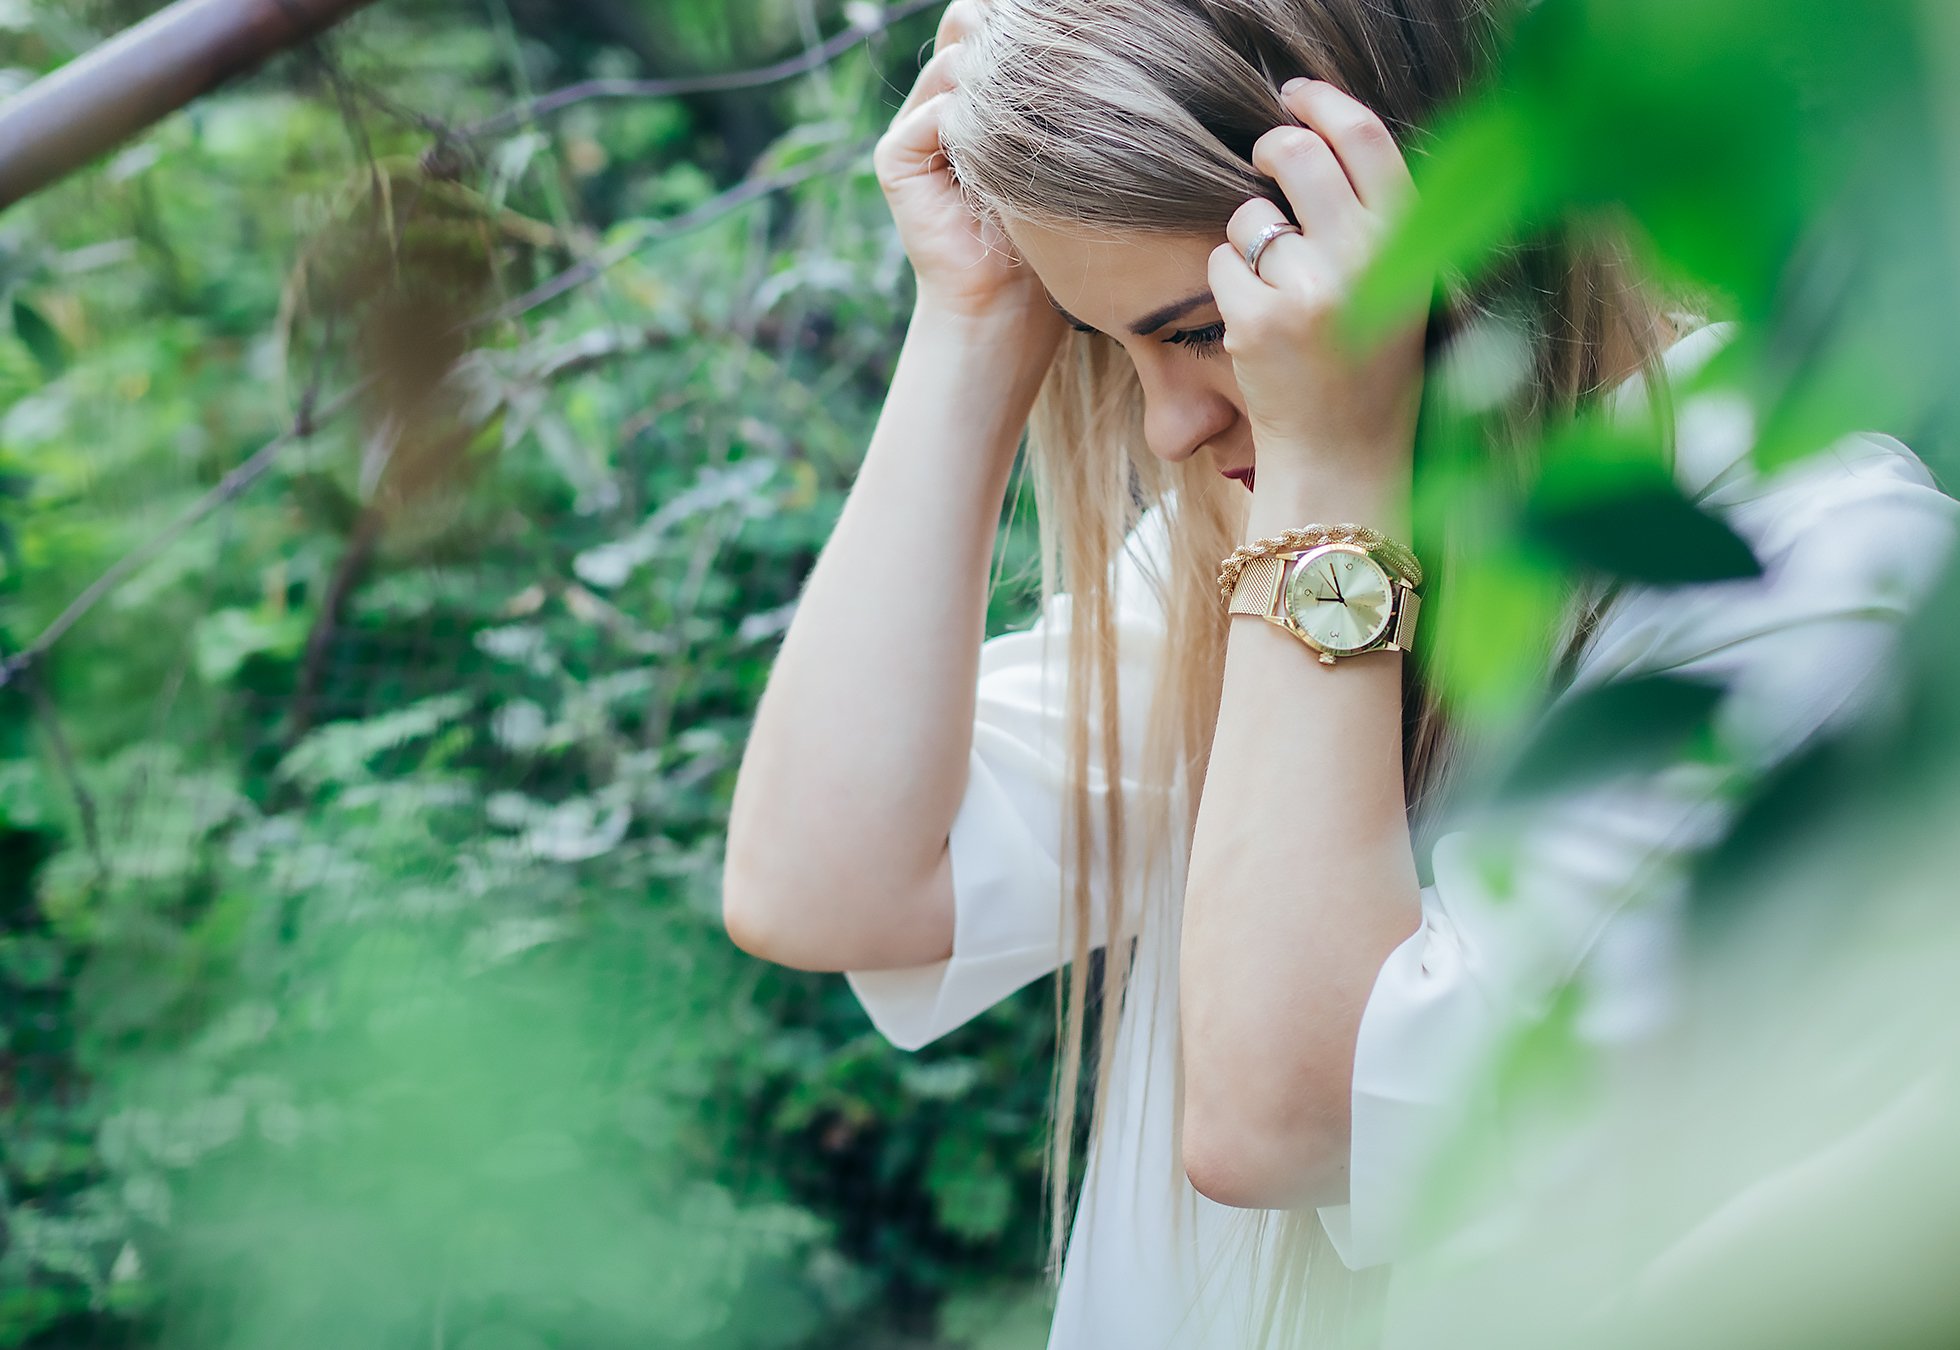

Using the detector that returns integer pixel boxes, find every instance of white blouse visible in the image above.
[840,322,1958,1348]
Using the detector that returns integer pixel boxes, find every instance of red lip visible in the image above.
[1221,466,1256,492]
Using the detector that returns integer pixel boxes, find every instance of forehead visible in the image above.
[1006,221,1218,333]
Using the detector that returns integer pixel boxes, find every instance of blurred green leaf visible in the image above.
[1498,673,1724,800]
[10,298,68,377]
[190,604,312,685]
[1524,458,1761,584]
[1345,99,1535,349]
[925,1137,1015,1246]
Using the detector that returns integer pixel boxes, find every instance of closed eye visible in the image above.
[1064,317,1227,358]
[1166,321,1226,358]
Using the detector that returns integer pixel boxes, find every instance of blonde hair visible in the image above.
[938,1,1691,1344]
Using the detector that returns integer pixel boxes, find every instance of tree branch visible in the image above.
[456,0,944,142]
[0,132,873,691]
[0,643,108,888]
[470,133,874,328]
[0,379,369,694]
[0,0,382,210]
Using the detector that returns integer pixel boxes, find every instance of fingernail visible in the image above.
[1282,77,1311,96]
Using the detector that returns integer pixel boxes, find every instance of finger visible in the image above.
[875,89,956,187]
[1207,239,1269,327]
[935,0,986,52]
[1250,124,1369,259]
[1278,79,1415,217]
[895,40,963,119]
[1223,196,1312,288]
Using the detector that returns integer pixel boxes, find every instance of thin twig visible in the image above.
[456,0,943,142]
[638,198,778,757]
[470,133,874,329]
[8,651,108,886]
[312,44,388,242]
[0,133,874,687]
[0,378,370,692]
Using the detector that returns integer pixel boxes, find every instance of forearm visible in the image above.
[723,305,1056,968]
[1178,457,1422,1211]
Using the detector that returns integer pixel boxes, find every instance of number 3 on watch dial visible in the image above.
[1281,544,1394,657]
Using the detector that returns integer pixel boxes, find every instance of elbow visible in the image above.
[720,810,836,967]
[720,871,774,962]
[1181,1090,1351,1212]
[1181,1123,1270,1210]
[722,778,819,967]
[722,890,774,963]
[719,852,859,972]
[720,849,800,967]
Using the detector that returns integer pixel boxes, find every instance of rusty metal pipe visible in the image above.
[0,0,381,211]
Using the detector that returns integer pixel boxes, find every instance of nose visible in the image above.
[1138,362,1237,466]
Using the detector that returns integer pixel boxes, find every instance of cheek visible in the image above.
[1161,351,1246,424]
[1132,346,1237,401]
[1134,336,1235,390]
[1206,357,1247,412]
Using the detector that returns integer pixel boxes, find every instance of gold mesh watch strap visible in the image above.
[1226,555,1288,618]
[1390,587,1421,651]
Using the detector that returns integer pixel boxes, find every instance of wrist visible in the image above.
[910,300,1058,385]
[912,295,1059,349]
[1244,456,1413,545]
[887,303,1057,478]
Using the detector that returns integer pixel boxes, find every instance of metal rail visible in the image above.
[0,0,380,211]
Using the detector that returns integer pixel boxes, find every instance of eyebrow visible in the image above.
[1047,288,1216,337]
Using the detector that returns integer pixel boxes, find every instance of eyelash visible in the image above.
[1069,320,1228,358]
[1165,322,1227,358]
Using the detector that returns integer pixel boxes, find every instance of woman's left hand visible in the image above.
[1209,79,1430,504]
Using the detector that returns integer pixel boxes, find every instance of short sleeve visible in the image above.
[843,504,1180,1051]
[1315,429,1959,1270]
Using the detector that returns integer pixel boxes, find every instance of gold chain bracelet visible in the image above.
[1216,523,1424,608]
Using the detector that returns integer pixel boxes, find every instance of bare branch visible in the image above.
[0,379,370,693]
[4,648,108,888]
[472,134,875,329]
[0,132,876,689]
[457,0,945,142]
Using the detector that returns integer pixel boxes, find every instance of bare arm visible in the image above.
[1178,459,1419,1209]
[1179,80,1428,1210]
[721,0,1064,973]
[721,307,1055,972]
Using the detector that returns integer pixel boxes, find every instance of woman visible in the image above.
[722,1,1957,1346]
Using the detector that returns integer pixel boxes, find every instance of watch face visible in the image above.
[1281,545,1394,655]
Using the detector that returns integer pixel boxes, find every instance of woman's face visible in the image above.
[1008,220,1257,490]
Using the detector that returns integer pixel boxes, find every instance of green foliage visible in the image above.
[1523,422,1761,586]
[1496,674,1725,802]
[1348,2,1960,1343]
[9,300,67,379]
[0,0,1054,1345]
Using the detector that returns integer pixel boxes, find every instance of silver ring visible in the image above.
[1243,220,1302,278]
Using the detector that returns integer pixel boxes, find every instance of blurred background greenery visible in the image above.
[0,2,1062,1345]
[1,0,1958,1347]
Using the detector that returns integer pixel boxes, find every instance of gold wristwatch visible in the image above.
[1225,536,1422,665]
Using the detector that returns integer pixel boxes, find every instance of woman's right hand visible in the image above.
[873,1,1056,327]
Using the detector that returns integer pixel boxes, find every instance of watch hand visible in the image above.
[1324,562,1344,604]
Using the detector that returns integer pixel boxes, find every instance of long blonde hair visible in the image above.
[937,1,1689,1343]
